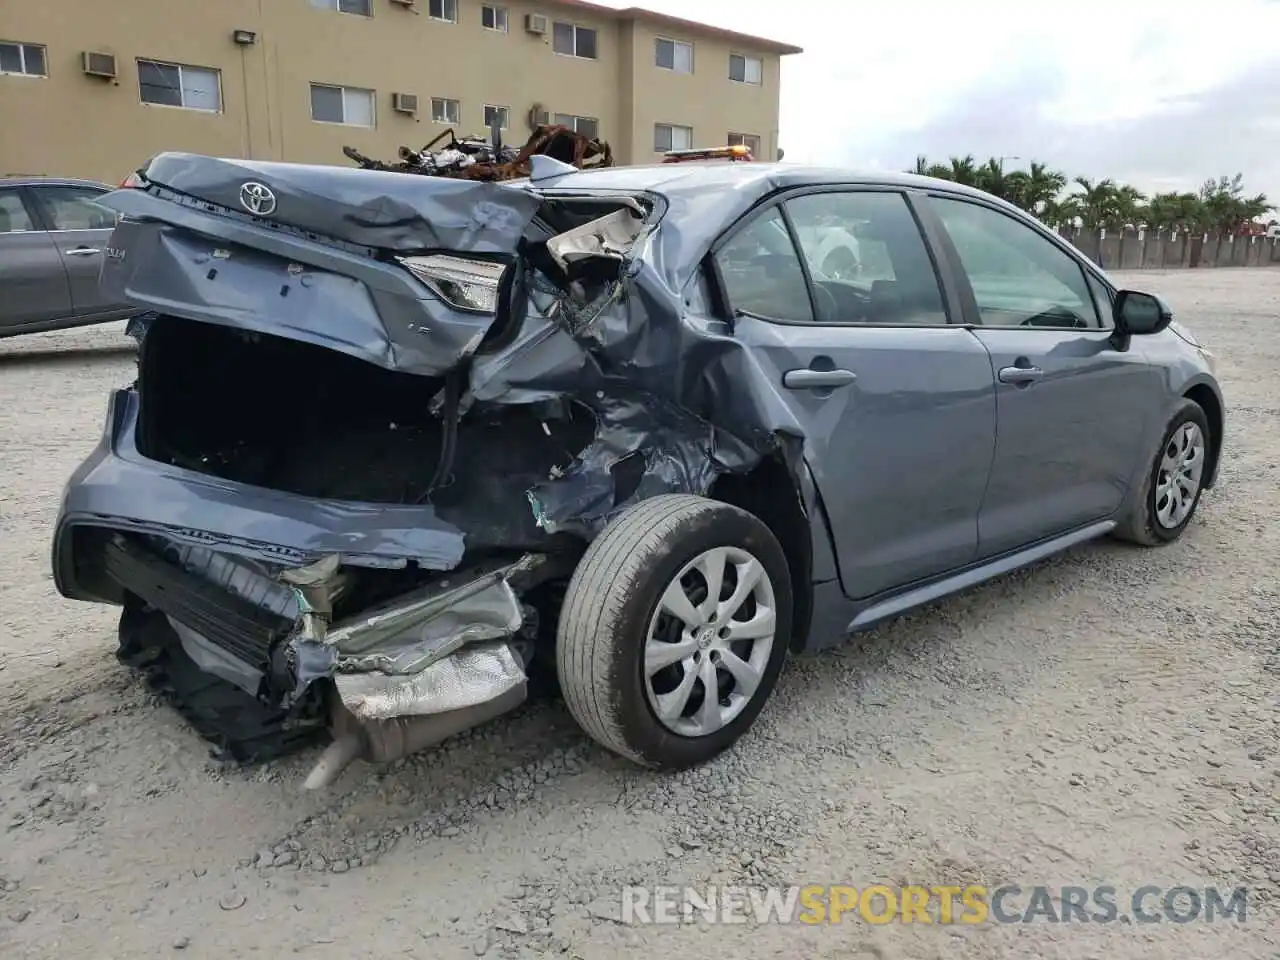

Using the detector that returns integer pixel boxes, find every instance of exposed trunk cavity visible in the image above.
[135,315,598,555]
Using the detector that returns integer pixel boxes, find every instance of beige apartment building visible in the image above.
[1,0,801,185]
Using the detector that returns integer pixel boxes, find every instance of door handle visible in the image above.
[64,247,102,257]
[782,368,858,390]
[998,365,1044,385]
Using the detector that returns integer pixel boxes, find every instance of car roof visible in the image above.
[0,176,114,190]
[531,162,1030,265]
[535,161,998,204]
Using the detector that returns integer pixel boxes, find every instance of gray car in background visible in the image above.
[52,155,1224,786]
[0,176,136,337]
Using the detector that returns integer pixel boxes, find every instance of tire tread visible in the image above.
[1113,398,1209,547]
[556,494,756,766]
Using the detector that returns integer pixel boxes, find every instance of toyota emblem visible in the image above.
[239,181,277,216]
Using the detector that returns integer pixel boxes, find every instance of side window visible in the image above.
[712,207,813,322]
[1085,272,1114,329]
[33,186,118,231]
[785,191,948,325]
[931,196,1101,329]
[0,191,37,233]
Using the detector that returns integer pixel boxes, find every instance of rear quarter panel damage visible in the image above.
[94,158,828,549]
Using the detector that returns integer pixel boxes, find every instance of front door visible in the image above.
[29,184,122,318]
[0,187,73,331]
[924,195,1163,557]
[711,189,998,600]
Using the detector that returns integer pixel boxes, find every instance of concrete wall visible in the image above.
[1057,227,1280,271]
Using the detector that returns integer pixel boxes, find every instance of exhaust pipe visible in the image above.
[303,683,527,790]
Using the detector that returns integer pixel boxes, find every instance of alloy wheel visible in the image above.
[642,546,778,738]
[1154,421,1206,529]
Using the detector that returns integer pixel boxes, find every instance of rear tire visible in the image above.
[1113,398,1211,546]
[556,494,792,769]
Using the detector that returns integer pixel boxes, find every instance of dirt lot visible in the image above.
[1,270,1277,960]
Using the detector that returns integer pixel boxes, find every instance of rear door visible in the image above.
[0,187,73,331]
[711,187,998,600]
[921,194,1163,557]
[28,184,123,318]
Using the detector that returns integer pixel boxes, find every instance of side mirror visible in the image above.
[1113,289,1172,336]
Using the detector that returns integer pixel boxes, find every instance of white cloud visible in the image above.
[596,0,1280,201]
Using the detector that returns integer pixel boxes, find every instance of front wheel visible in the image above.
[556,494,793,769]
[1113,398,1212,546]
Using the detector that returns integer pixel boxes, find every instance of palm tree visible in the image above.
[910,155,953,180]
[1023,162,1067,216]
[1072,177,1119,231]
[1142,192,1207,233]
[1142,192,1183,232]
[948,155,979,187]
[1240,192,1273,231]
[1003,170,1032,210]
[896,158,1267,237]
[1197,174,1273,235]
[1172,193,1207,233]
[1038,196,1081,231]
[1111,184,1147,230]
[975,158,1015,201]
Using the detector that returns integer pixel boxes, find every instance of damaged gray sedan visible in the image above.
[52,152,1224,787]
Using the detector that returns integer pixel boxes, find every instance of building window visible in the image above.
[428,0,457,22]
[309,0,372,16]
[481,4,507,31]
[552,22,598,59]
[310,83,375,126]
[655,38,693,73]
[654,123,693,153]
[728,132,761,156]
[138,60,222,111]
[553,113,599,139]
[729,53,763,85]
[483,104,509,129]
[0,41,47,77]
[432,97,461,124]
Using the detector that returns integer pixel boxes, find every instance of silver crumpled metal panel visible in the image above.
[334,640,526,721]
[322,557,532,675]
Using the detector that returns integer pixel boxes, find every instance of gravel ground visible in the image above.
[1,270,1277,960]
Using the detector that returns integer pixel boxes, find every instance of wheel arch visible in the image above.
[708,454,823,654]
[1182,382,1223,489]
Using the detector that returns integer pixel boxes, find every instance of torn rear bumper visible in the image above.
[53,389,550,771]
[99,532,536,718]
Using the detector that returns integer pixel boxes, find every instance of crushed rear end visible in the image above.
[52,152,777,785]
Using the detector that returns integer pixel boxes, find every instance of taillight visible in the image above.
[119,172,140,188]
[397,255,507,313]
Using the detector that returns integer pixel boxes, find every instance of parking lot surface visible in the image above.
[1,270,1277,960]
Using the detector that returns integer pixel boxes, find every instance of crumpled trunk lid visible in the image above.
[127,151,543,253]
[97,153,651,382]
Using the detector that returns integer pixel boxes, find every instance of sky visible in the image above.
[597,0,1280,205]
